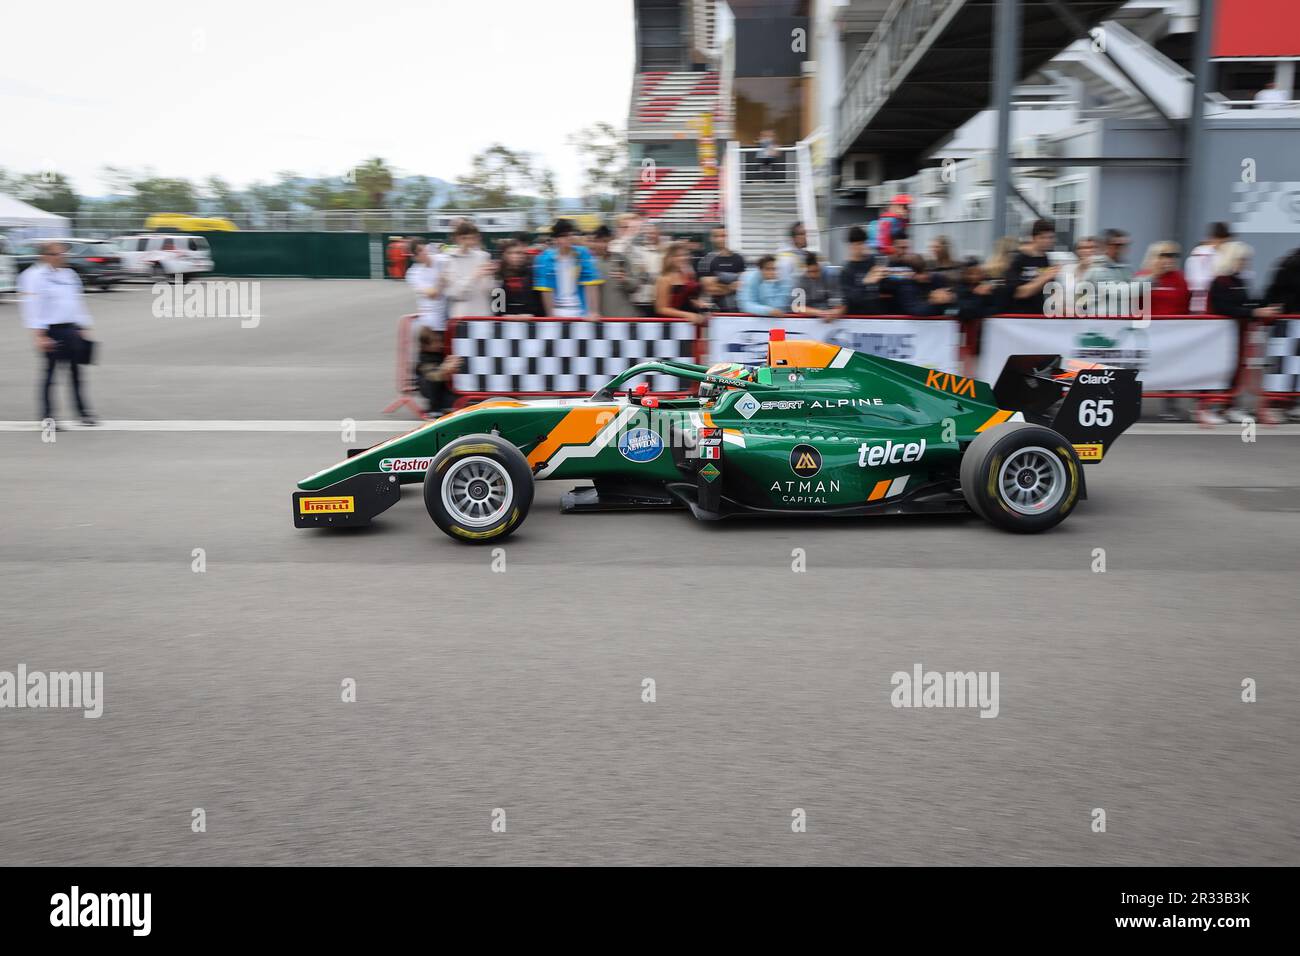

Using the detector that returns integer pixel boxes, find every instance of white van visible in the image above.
[115,234,214,279]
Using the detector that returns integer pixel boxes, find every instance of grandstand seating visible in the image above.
[630,166,720,224]
[629,71,721,135]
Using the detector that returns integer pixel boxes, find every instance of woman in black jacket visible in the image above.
[496,239,542,316]
[1204,241,1279,424]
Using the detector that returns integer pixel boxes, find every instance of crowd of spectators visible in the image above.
[389,206,1300,421]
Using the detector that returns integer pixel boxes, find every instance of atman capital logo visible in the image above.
[789,444,822,477]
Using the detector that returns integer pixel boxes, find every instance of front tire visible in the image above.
[960,422,1082,533]
[424,434,533,543]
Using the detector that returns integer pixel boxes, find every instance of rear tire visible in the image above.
[424,434,533,543]
[960,422,1082,533]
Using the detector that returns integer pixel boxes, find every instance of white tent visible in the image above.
[0,193,71,239]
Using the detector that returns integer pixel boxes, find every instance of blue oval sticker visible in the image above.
[617,427,663,463]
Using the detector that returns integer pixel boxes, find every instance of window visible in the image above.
[1050,179,1085,250]
[962,193,990,222]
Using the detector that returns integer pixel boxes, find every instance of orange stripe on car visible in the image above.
[525,407,618,467]
[975,409,1014,432]
[868,479,891,501]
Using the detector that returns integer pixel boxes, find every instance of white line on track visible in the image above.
[1,421,1299,435]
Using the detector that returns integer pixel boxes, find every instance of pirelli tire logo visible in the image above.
[299,496,355,514]
[790,444,822,478]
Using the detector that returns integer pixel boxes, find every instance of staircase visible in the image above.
[732,148,813,258]
[1049,20,1191,120]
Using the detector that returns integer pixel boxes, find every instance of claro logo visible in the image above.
[858,439,927,467]
[1076,370,1115,385]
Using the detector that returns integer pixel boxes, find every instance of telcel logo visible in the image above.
[858,439,926,467]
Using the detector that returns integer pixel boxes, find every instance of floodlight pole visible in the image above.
[992,0,1021,241]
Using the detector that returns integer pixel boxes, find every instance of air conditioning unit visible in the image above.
[1014,136,1060,178]
[919,166,950,197]
[841,152,884,189]
[969,155,995,186]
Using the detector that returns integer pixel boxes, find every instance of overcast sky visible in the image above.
[1,0,634,196]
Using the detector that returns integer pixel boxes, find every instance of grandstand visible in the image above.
[626,1,727,228]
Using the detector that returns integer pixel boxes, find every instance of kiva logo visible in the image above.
[789,444,822,477]
[925,370,976,398]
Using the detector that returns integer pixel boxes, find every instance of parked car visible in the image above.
[13,238,124,290]
[114,234,214,280]
[0,235,16,296]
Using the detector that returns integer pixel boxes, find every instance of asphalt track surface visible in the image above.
[1,280,1297,866]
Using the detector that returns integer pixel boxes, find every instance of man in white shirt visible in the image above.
[442,221,495,320]
[405,238,447,331]
[1185,222,1230,313]
[18,241,97,426]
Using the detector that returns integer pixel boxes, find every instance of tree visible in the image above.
[567,122,629,212]
[100,166,199,213]
[454,144,543,209]
[351,157,394,208]
[247,171,305,213]
[204,176,248,216]
[0,167,81,214]
[536,167,559,222]
[389,175,439,211]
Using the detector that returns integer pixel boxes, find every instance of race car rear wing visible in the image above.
[993,355,1142,463]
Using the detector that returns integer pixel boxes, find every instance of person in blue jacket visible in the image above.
[532,219,603,317]
[738,255,792,316]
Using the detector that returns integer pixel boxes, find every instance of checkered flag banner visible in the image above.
[1232,181,1300,235]
[1262,318,1300,394]
[451,319,700,395]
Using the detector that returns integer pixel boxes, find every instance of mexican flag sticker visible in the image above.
[699,463,721,482]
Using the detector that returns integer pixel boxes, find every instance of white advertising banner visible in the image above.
[708,316,962,372]
[976,318,1239,391]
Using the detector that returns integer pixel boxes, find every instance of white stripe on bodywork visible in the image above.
[829,348,852,369]
[1008,411,1025,423]
[722,430,746,448]
[534,406,638,478]
[887,475,909,498]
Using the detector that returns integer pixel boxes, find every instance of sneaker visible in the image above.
[1224,408,1254,425]
[80,415,99,427]
[1197,408,1227,426]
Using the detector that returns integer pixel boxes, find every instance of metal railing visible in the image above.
[60,206,600,237]
[837,0,966,155]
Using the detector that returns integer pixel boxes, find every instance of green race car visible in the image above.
[293,332,1141,542]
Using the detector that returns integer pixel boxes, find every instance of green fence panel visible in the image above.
[200,231,372,278]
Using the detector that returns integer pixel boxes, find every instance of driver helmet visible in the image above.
[699,361,756,400]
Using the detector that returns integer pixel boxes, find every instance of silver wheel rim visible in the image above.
[997,446,1067,515]
[441,456,512,527]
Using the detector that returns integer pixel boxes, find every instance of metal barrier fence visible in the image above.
[387,311,1292,421]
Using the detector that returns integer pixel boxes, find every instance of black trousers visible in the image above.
[41,324,89,420]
